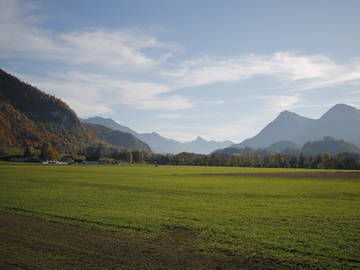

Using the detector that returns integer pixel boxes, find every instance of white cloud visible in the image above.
[0,0,193,115]
[57,31,158,69]
[256,95,301,112]
[0,0,176,70]
[18,71,193,117]
[289,58,360,92]
[163,52,353,89]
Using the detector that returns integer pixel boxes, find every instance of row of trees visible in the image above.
[20,143,360,169]
[82,145,360,170]
[144,152,360,170]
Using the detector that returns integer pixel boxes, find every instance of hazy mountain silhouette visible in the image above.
[82,117,138,136]
[232,104,360,149]
[182,136,233,154]
[233,111,315,149]
[138,132,184,154]
[295,104,360,145]
[84,123,151,152]
[82,117,233,154]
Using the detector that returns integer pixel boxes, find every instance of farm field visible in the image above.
[0,164,359,269]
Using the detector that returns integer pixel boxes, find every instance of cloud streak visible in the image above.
[0,0,175,70]
[163,52,353,89]
[20,71,193,116]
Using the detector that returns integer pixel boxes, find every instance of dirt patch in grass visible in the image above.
[205,171,360,179]
[0,211,317,270]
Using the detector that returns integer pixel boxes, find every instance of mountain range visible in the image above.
[1,67,359,157]
[232,104,360,149]
[81,117,234,154]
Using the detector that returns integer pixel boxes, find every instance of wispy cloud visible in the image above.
[1,0,192,115]
[19,71,193,116]
[0,0,176,70]
[255,95,301,112]
[289,59,360,92]
[163,52,348,89]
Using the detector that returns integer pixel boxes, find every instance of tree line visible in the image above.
[145,151,360,170]
[82,144,360,170]
[16,143,360,170]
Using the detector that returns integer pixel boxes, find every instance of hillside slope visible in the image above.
[0,69,80,130]
[84,123,152,152]
[0,69,151,153]
[0,69,99,151]
[82,117,138,136]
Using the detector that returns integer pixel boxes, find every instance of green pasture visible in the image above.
[0,164,359,269]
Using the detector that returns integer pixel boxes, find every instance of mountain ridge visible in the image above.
[232,104,360,149]
[81,117,234,154]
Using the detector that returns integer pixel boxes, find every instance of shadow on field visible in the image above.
[0,212,317,270]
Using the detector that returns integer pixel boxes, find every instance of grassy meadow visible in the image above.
[0,163,359,269]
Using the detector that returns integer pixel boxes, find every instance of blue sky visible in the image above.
[1,0,360,142]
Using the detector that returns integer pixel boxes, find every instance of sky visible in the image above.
[1,0,360,142]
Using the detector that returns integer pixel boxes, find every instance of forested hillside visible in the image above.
[0,69,151,155]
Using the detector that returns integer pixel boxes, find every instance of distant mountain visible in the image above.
[84,123,151,152]
[233,111,315,149]
[82,117,234,154]
[81,117,184,153]
[82,117,138,136]
[295,104,360,146]
[137,132,184,154]
[182,136,233,154]
[232,104,360,149]
[0,68,152,153]
[301,137,360,156]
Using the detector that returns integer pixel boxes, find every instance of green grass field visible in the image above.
[0,164,359,269]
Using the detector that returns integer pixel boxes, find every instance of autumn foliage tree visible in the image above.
[40,142,59,160]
